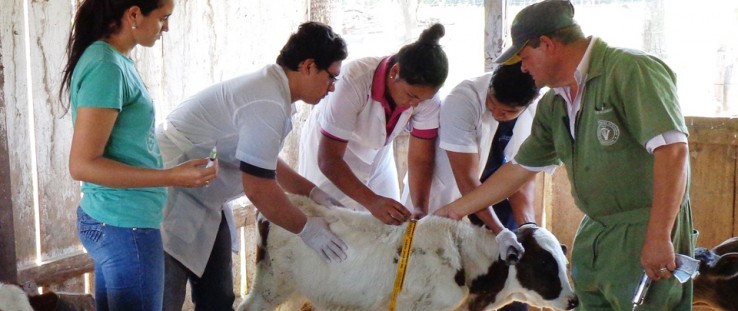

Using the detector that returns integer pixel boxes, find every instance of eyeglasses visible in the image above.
[324,70,339,86]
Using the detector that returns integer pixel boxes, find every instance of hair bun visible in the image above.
[418,23,445,45]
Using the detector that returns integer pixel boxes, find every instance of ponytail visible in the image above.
[394,23,449,88]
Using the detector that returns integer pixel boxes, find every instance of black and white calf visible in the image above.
[694,237,738,311]
[238,195,578,311]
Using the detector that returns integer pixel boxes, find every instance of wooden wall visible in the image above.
[0,0,308,291]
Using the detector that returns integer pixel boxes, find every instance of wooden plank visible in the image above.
[735,147,738,238]
[685,117,737,247]
[17,252,93,288]
[2,0,36,270]
[686,117,738,146]
[484,0,506,72]
[27,0,80,264]
[0,34,19,284]
[549,167,583,253]
[233,203,257,229]
[13,202,256,291]
[688,143,735,248]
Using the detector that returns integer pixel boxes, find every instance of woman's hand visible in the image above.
[364,196,411,225]
[168,158,218,188]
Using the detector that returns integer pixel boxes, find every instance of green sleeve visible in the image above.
[614,55,688,145]
[514,92,562,167]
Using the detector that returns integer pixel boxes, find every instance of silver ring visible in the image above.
[658,267,669,273]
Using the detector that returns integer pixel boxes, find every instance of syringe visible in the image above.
[206,146,217,168]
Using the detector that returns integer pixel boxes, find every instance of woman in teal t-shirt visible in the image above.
[59,1,216,310]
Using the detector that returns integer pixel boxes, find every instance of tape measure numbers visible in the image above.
[389,219,417,311]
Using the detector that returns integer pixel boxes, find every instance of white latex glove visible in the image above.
[299,216,348,263]
[496,228,525,265]
[309,186,345,207]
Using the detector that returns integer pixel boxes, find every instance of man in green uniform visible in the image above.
[434,1,695,310]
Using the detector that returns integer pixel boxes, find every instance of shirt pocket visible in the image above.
[592,105,626,152]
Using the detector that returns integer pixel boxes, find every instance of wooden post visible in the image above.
[0,41,19,284]
[643,0,666,58]
[484,0,506,71]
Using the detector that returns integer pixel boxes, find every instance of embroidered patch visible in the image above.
[597,120,620,146]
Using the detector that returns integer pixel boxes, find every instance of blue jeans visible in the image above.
[77,207,164,311]
[163,212,235,311]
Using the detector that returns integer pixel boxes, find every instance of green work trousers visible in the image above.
[570,207,695,311]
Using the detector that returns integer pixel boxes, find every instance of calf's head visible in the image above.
[467,225,578,311]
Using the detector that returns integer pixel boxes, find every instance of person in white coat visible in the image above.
[298,24,448,225]
[156,22,349,311]
[424,62,540,311]
[402,64,540,299]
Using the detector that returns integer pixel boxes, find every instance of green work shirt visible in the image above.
[70,41,166,229]
[515,38,689,219]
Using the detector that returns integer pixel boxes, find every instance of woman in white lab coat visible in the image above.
[299,23,448,225]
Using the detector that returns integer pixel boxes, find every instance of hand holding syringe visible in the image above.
[203,146,217,187]
[167,147,217,188]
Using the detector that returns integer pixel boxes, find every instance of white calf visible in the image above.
[238,195,578,311]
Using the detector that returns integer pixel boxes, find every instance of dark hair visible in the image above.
[395,23,449,88]
[59,0,164,114]
[528,24,584,48]
[490,62,539,108]
[276,22,348,71]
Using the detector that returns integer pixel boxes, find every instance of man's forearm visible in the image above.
[448,163,536,217]
[647,143,689,241]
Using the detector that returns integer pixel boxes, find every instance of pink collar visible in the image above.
[371,57,392,105]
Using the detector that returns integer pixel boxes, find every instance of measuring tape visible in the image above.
[389,219,417,311]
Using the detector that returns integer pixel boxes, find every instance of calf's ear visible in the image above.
[708,253,738,280]
[713,237,738,255]
[560,244,568,255]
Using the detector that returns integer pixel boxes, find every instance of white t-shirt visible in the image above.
[402,73,537,214]
[166,64,294,172]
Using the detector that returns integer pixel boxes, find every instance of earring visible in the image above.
[132,24,137,29]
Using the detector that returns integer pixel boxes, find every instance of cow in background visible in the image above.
[694,237,738,311]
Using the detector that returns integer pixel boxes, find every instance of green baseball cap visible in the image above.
[495,0,577,65]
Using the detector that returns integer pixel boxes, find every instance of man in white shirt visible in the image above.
[423,63,540,311]
[157,22,350,310]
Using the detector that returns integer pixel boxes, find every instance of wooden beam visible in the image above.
[484,0,506,71]
[17,252,93,288]
[233,202,257,228]
[686,117,738,146]
[0,36,19,284]
[11,203,256,288]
